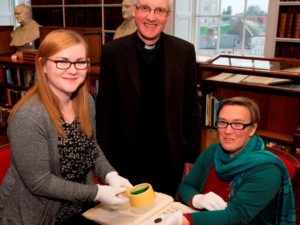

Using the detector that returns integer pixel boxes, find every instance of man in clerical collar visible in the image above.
[96,0,201,197]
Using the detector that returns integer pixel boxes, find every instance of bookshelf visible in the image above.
[198,54,300,157]
[0,56,34,129]
[266,0,300,58]
[0,55,100,129]
[30,0,123,43]
[0,26,15,56]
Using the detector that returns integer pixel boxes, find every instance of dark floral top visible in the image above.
[55,119,98,225]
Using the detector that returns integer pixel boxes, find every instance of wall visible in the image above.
[0,0,15,25]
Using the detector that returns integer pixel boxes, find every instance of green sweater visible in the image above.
[178,144,282,225]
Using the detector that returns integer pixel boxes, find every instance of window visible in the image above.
[174,0,269,57]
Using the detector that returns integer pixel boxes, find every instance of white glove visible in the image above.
[138,210,183,225]
[192,192,227,211]
[161,210,183,225]
[105,171,133,188]
[94,184,129,205]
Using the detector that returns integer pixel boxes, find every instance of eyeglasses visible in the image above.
[135,4,170,17]
[47,58,90,70]
[216,121,254,130]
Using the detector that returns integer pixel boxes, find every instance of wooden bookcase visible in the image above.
[266,0,300,58]
[0,26,15,56]
[0,56,100,129]
[198,54,300,157]
[30,0,123,43]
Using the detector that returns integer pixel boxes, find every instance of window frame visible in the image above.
[172,0,271,58]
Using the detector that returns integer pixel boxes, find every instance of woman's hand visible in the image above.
[192,192,227,210]
[105,171,133,188]
[94,184,129,205]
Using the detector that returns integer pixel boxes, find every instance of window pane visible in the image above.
[175,1,192,41]
[219,17,242,55]
[221,0,245,16]
[244,18,266,56]
[196,16,218,55]
[175,0,269,57]
[247,0,269,16]
[175,18,192,41]
[197,0,219,16]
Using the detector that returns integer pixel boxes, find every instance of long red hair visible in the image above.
[9,29,92,137]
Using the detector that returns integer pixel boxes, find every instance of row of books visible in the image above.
[1,67,35,88]
[64,0,122,3]
[31,0,122,4]
[32,5,122,31]
[278,12,300,38]
[86,79,99,100]
[6,89,26,108]
[0,106,11,128]
[275,44,300,58]
[204,92,221,128]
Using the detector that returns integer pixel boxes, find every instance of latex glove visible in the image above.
[192,192,227,211]
[105,171,133,188]
[161,211,183,225]
[94,184,129,205]
[138,210,183,225]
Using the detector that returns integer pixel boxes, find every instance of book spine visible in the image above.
[293,13,300,38]
[0,66,4,84]
[0,106,11,128]
[278,13,288,38]
[285,13,294,38]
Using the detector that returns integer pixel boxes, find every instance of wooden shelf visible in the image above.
[275,37,300,42]
[31,0,123,43]
[257,129,293,144]
[275,2,300,58]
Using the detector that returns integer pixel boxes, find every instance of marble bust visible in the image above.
[113,0,137,40]
[10,4,40,50]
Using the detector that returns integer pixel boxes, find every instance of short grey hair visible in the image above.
[132,0,173,8]
[217,96,260,124]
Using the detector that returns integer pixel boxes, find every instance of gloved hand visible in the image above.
[192,192,227,211]
[94,184,129,205]
[105,171,133,188]
[138,210,183,225]
[161,210,183,225]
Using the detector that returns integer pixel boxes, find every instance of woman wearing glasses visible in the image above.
[173,97,295,225]
[0,29,132,225]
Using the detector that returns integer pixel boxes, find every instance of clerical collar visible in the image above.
[135,32,162,51]
[144,44,155,50]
